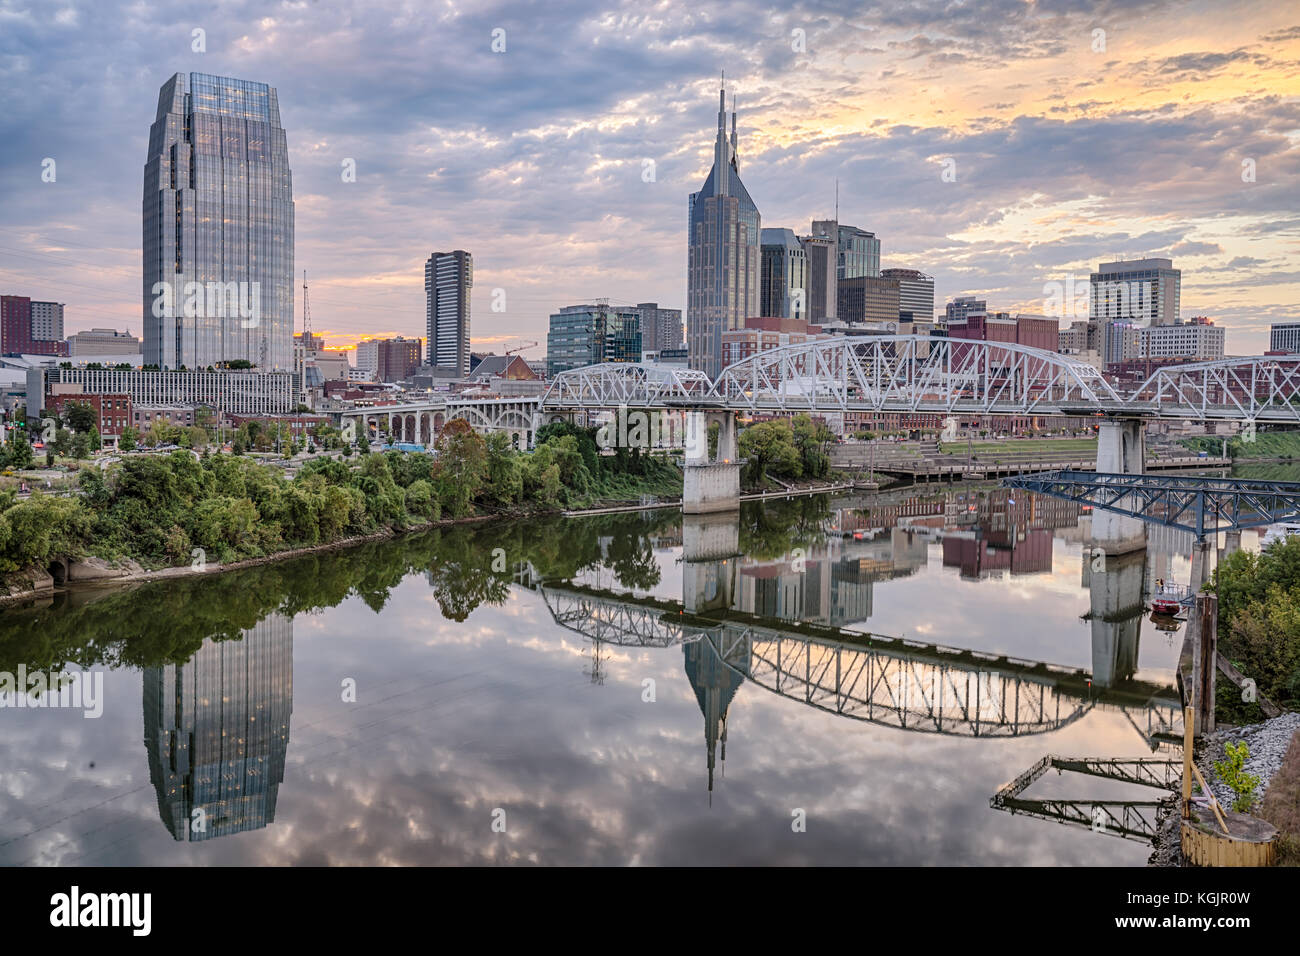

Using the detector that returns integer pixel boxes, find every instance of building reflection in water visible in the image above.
[143,614,293,841]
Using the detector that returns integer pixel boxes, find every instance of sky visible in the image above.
[1,0,1298,358]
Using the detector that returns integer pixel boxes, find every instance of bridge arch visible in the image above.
[1128,354,1300,422]
[541,363,712,407]
[710,335,1123,415]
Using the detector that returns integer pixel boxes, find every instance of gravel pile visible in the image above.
[1201,711,1300,810]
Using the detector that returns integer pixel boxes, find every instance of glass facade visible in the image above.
[144,614,293,841]
[143,73,294,371]
[812,221,880,280]
[547,304,642,377]
[760,228,808,320]
[687,87,761,378]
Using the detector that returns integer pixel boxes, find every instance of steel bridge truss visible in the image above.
[1004,470,1300,536]
[991,755,1181,842]
[540,363,712,408]
[711,336,1123,416]
[714,629,1090,737]
[1129,354,1300,423]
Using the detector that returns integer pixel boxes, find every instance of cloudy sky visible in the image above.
[1,0,1298,357]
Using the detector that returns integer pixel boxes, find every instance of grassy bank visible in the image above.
[1181,430,1300,460]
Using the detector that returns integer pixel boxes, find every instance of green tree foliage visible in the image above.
[63,401,97,434]
[433,420,488,517]
[1213,537,1300,710]
[739,420,802,486]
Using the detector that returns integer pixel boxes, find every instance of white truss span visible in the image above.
[540,362,712,408]
[711,336,1123,414]
[1128,354,1300,422]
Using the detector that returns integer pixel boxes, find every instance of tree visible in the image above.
[119,426,139,452]
[432,420,488,517]
[63,401,97,434]
[480,431,523,507]
[791,414,832,479]
[738,420,801,485]
[53,427,73,457]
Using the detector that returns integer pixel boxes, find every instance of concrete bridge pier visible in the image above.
[1091,418,1148,556]
[1085,547,1146,688]
[681,512,741,615]
[683,410,742,514]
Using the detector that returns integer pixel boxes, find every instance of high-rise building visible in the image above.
[354,340,379,378]
[376,336,422,383]
[687,83,760,378]
[635,302,683,353]
[880,269,935,322]
[798,234,837,322]
[1,295,69,356]
[837,276,901,325]
[811,220,880,279]
[945,296,987,324]
[760,228,809,321]
[144,616,293,841]
[67,328,142,356]
[1138,318,1224,361]
[425,250,472,377]
[1270,322,1300,354]
[1090,258,1181,327]
[29,300,64,342]
[547,303,641,377]
[143,73,295,371]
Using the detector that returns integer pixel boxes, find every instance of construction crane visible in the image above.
[301,270,312,339]
[504,339,539,355]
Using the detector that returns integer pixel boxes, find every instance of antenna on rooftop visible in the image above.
[302,270,311,340]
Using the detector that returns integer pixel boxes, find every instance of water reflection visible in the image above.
[3,478,1277,865]
[144,615,293,842]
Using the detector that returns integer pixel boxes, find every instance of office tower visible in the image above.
[837,275,901,325]
[1,295,69,356]
[29,300,64,341]
[880,269,935,322]
[425,250,472,378]
[144,614,293,841]
[375,336,423,382]
[811,220,880,279]
[1270,322,1300,353]
[799,234,837,322]
[143,73,295,371]
[760,228,809,321]
[687,82,760,378]
[635,302,684,353]
[354,339,379,377]
[67,328,142,356]
[1090,258,1181,327]
[1139,319,1224,361]
[945,296,987,324]
[547,303,641,377]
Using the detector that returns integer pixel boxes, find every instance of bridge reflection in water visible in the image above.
[525,502,1183,801]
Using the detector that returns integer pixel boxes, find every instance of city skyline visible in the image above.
[2,2,1298,357]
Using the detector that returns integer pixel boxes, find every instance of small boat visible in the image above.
[1150,581,1186,615]
[1261,522,1300,550]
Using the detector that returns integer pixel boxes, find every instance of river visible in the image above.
[1,470,1294,866]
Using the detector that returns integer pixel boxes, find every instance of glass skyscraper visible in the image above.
[143,72,294,371]
[687,83,761,378]
[144,614,294,841]
[546,303,641,377]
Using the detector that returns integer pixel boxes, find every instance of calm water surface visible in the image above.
[1,477,1288,866]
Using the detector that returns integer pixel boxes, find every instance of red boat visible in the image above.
[1150,581,1185,615]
